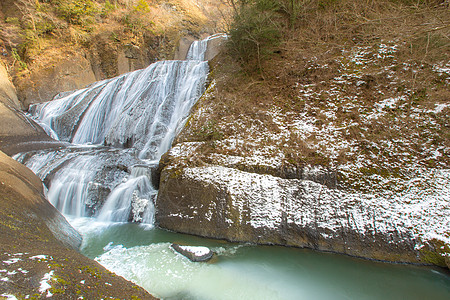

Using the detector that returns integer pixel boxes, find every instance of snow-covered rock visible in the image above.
[170,244,214,262]
[157,163,448,265]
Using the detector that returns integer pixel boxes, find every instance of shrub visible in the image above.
[227,0,282,72]
[101,0,116,17]
[133,0,150,13]
[55,0,97,26]
[11,48,28,70]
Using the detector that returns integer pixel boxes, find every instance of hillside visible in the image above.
[0,0,229,108]
[157,0,450,267]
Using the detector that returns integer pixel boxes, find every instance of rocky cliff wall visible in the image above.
[0,63,64,155]
[156,29,449,268]
[157,146,448,267]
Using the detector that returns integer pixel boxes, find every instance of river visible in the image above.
[68,217,450,300]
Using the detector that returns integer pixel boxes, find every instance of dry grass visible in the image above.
[177,0,449,186]
[0,0,229,78]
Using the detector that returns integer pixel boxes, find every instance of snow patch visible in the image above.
[39,270,54,297]
[178,246,211,257]
[2,258,21,265]
[0,294,18,300]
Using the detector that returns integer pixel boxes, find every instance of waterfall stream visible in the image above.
[15,36,213,223]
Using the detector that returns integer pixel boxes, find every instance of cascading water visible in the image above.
[15,36,213,223]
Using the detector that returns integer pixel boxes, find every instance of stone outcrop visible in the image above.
[171,244,214,262]
[156,142,448,267]
[0,64,65,155]
[157,164,425,264]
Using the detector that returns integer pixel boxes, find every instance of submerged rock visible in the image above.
[171,244,214,262]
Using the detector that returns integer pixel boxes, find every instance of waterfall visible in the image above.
[15,36,213,223]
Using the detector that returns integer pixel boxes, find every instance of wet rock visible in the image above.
[171,244,214,262]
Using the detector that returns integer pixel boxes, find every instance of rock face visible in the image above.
[14,53,97,109]
[0,151,155,299]
[156,142,448,267]
[158,165,424,264]
[174,34,227,61]
[0,62,21,109]
[0,64,65,155]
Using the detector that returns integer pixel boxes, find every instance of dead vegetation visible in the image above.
[177,0,449,191]
[0,0,230,79]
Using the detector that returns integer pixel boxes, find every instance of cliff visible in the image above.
[156,0,450,267]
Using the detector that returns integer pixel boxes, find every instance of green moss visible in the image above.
[49,287,65,294]
[195,120,223,142]
[419,240,449,267]
[54,275,70,286]
[80,265,103,279]
[0,221,20,231]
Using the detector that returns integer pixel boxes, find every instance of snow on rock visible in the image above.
[39,270,54,297]
[159,39,449,266]
[0,295,18,300]
[158,165,449,264]
[30,255,48,260]
[170,244,214,262]
[2,258,21,265]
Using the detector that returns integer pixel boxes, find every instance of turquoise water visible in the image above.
[69,218,450,300]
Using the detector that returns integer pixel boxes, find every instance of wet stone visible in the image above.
[170,244,214,262]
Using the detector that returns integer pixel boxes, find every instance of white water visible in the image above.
[16,37,212,223]
[31,60,208,160]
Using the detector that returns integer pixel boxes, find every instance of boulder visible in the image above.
[171,243,214,262]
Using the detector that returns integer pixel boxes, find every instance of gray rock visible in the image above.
[157,164,446,266]
[171,243,214,262]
